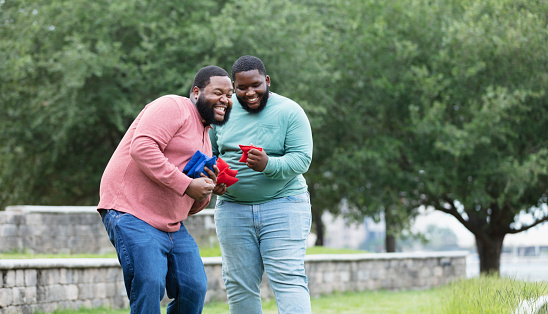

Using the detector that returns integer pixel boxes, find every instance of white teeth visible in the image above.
[248,97,258,103]
[214,106,226,112]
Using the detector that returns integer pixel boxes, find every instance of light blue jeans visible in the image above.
[101,209,207,314]
[214,193,312,314]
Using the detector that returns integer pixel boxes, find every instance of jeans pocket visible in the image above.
[285,192,310,204]
[102,209,129,247]
[288,203,312,240]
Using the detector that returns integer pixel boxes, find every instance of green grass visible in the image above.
[439,275,548,313]
[42,275,548,314]
[200,245,367,257]
[42,289,442,314]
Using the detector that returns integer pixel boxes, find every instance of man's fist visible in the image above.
[246,148,268,172]
[185,177,215,201]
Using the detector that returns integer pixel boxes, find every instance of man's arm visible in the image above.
[262,107,313,179]
[129,97,196,197]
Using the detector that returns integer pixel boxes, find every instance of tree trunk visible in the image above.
[311,203,325,246]
[384,207,396,252]
[308,186,325,246]
[475,234,505,275]
[385,233,396,252]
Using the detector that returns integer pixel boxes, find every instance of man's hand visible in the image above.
[185,177,215,201]
[202,164,227,196]
[202,165,219,184]
[213,183,227,196]
[246,148,268,172]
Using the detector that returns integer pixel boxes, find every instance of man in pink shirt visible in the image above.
[97,65,233,314]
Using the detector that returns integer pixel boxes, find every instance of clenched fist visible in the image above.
[185,177,215,201]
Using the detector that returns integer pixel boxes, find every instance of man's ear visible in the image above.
[192,86,200,100]
[265,75,271,87]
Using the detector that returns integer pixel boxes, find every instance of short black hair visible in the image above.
[231,55,267,79]
[192,65,230,92]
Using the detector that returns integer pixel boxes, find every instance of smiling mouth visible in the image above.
[213,105,227,118]
[214,105,226,112]
[246,97,260,106]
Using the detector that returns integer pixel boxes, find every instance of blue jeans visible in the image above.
[214,193,312,314]
[101,209,207,314]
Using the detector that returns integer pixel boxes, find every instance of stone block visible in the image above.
[357,269,369,281]
[80,299,93,309]
[66,284,79,300]
[37,302,58,314]
[104,282,117,297]
[78,283,95,299]
[0,225,19,237]
[433,266,443,276]
[23,214,44,225]
[12,287,27,305]
[0,287,13,307]
[25,287,37,304]
[59,268,73,285]
[0,237,22,252]
[94,282,107,299]
[37,269,60,286]
[1,213,25,225]
[14,270,25,287]
[10,287,36,306]
[3,270,15,288]
[36,285,46,301]
[340,271,350,282]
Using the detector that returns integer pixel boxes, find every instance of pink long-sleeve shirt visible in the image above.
[97,95,212,232]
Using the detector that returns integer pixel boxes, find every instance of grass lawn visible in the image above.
[0,245,367,259]
[43,288,443,314]
[42,276,548,314]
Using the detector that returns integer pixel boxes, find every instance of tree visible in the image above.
[0,0,231,208]
[313,0,548,272]
[407,0,548,273]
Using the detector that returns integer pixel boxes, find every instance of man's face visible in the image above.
[195,76,233,126]
[233,69,270,113]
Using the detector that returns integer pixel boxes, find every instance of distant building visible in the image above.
[322,212,385,251]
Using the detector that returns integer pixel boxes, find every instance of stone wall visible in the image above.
[0,206,218,254]
[0,252,468,314]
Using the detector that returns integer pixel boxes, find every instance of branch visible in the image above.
[507,216,548,234]
[433,196,472,231]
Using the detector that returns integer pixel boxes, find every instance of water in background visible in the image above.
[466,254,548,282]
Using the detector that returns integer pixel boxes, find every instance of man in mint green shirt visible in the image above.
[210,55,313,314]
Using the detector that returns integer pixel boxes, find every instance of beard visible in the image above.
[195,95,231,126]
[237,86,270,114]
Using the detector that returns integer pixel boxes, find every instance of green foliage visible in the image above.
[1,0,547,274]
[0,0,233,207]
[306,0,548,269]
